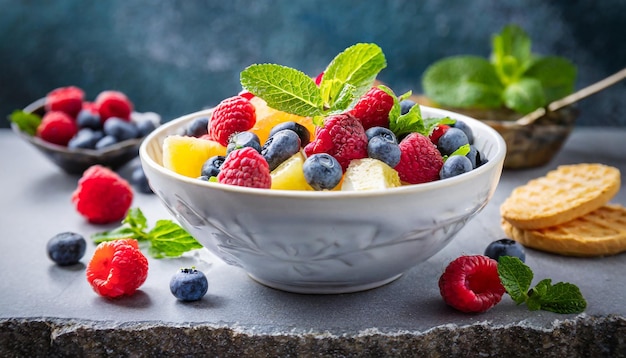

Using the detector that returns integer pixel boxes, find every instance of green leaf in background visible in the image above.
[524,56,577,103]
[491,24,533,84]
[321,43,387,110]
[422,56,504,109]
[8,110,41,136]
[502,77,546,114]
[240,64,325,117]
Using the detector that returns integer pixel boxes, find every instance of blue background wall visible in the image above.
[2,0,625,127]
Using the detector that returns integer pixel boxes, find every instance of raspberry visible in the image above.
[208,95,256,146]
[45,86,85,117]
[71,165,134,224]
[349,87,394,130]
[314,71,324,85]
[438,255,505,313]
[86,239,148,298]
[303,113,368,171]
[394,132,443,184]
[36,111,78,146]
[95,90,134,122]
[429,124,450,146]
[217,147,271,189]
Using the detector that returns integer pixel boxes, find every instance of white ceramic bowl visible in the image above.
[140,106,506,294]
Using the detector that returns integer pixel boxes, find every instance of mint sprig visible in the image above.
[497,256,586,314]
[422,24,577,114]
[92,208,203,259]
[8,110,42,136]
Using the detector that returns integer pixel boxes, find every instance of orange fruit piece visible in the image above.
[249,97,316,145]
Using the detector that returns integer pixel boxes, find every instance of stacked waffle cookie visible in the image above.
[500,163,626,256]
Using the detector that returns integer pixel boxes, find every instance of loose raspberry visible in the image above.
[86,239,148,298]
[217,147,271,189]
[71,165,134,224]
[394,132,443,184]
[95,90,134,122]
[36,111,78,146]
[303,113,368,172]
[45,86,85,117]
[429,124,450,146]
[208,95,256,146]
[349,87,394,130]
[439,255,505,313]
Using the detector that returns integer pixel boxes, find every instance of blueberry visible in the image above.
[132,165,153,194]
[185,116,209,137]
[201,155,226,178]
[47,232,86,266]
[399,99,416,115]
[261,129,301,171]
[365,126,397,143]
[76,109,102,130]
[368,136,401,167]
[303,153,343,190]
[95,135,118,149]
[484,238,526,262]
[440,155,473,179]
[68,128,104,149]
[170,267,209,301]
[437,127,469,156]
[269,121,311,147]
[227,131,262,155]
[136,119,157,137]
[452,120,474,144]
[466,145,488,169]
[103,117,139,141]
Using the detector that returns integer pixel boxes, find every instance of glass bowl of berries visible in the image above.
[9,86,159,175]
[140,43,507,294]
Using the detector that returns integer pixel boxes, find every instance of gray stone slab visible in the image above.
[1,128,625,357]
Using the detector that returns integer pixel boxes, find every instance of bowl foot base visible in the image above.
[247,273,403,294]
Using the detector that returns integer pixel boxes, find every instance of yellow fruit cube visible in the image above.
[162,135,227,178]
[271,151,314,191]
[341,158,401,191]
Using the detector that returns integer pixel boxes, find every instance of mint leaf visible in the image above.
[502,77,546,114]
[422,56,504,109]
[448,143,471,158]
[8,110,41,136]
[491,24,533,84]
[498,256,533,304]
[147,220,203,259]
[240,64,325,117]
[91,208,203,258]
[524,56,577,103]
[321,43,386,110]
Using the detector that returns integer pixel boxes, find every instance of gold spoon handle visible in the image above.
[516,67,626,126]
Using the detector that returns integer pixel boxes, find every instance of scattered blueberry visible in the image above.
[170,267,209,301]
[368,136,401,168]
[185,116,209,137]
[269,121,311,147]
[201,155,226,178]
[95,135,118,149]
[103,117,139,141]
[303,153,343,190]
[452,120,474,144]
[399,99,417,115]
[132,165,153,194]
[76,109,102,130]
[68,128,104,149]
[261,129,301,171]
[484,238,526,262]
[227,131,262,155]
[47,232,86,266]
[437,127,469,156]
[440,155,473,179]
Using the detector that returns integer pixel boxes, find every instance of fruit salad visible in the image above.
[162,43,487,191]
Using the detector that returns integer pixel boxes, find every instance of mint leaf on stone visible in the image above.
[497,256,533,305]
[240,63,325,117]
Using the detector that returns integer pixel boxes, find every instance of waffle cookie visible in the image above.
[502,204,626,257]
[500,163,621,230]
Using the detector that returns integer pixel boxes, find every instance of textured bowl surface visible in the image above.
[12,98,149,175]
[140,106,506,294]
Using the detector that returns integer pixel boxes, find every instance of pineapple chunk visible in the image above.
[162,135,227,178]
[271,151,314,191]
[341,158,401,191]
